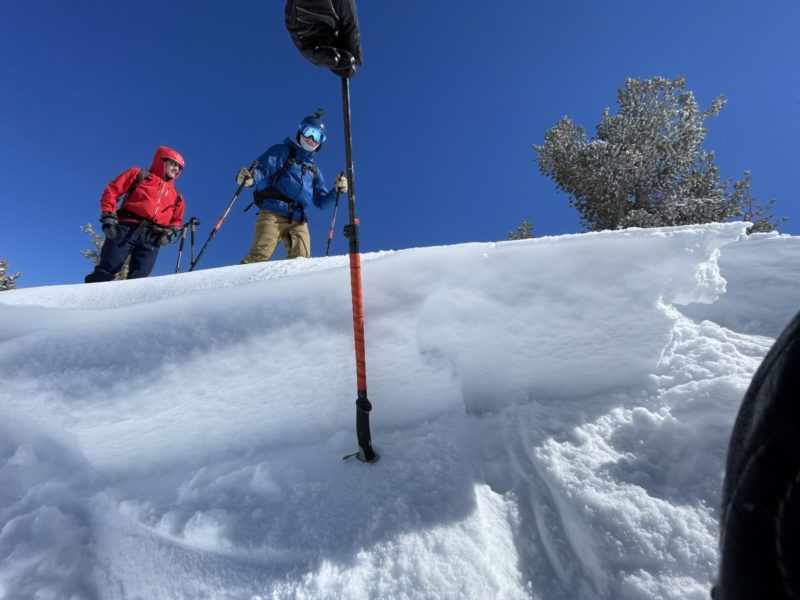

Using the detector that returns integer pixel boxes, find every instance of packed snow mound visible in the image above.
[680,230,800,336]
[1,222,799,600]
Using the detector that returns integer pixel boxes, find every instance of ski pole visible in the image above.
[189,217,199,266]
[175,222,188,273]
[339,76,378,463]
[325,171,345,257]
[174,217,200,273]
[189,161,258,272]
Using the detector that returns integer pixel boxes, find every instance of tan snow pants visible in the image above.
[240,210,311,264]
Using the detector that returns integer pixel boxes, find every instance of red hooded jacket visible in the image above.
[100,146,186,228]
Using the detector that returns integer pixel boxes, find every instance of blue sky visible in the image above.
[2,0,798,287]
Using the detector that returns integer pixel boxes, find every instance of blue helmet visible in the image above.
[297,108,326,149]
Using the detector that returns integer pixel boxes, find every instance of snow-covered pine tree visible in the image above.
[508,218,534,240]
[620,150,741,228]
[80,223,129,280]
[534,75,737,231]
[728,170,787,234]
[0,257,21,291]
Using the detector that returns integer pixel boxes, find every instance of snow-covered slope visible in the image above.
[1,223,799,600]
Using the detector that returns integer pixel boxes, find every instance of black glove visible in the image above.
[100,212,118,240]
[155,226,180,246]
[285,0,363,78]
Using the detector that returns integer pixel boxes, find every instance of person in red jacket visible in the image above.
[85,146,186,282]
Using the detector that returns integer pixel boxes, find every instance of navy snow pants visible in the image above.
[85,221,161,283]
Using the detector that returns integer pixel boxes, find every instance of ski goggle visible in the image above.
[301,125,324,143]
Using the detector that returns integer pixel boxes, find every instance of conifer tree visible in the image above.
[729,170,787,234]
[0,257,21,291]
[534,76,740,231]
[508,218,534,240]
[81,223,129,280]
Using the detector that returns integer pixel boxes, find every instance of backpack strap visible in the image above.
[118,169,182,223]
[126,169,149,198]
[268,145,297,188]
[117,169,149,210]
[266,145,318,189]
[302,162,318,185]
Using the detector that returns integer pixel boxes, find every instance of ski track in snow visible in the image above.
[1,223,799,599]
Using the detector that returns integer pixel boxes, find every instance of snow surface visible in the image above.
[1,223,799,600]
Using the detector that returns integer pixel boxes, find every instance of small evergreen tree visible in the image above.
[728,170,787,234]
[81,223,129,280]
[508,218,534,240]
[0,257,21,291]
[534,75,739,231]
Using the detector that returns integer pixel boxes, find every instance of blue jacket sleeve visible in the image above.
[312,169,338,210]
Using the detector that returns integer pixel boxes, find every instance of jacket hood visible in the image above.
[285,137,316,160]
[149,146,185,180]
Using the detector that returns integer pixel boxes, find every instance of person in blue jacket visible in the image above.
[236,110,347,263]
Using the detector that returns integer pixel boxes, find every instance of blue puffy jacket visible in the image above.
[250,138,337,222]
